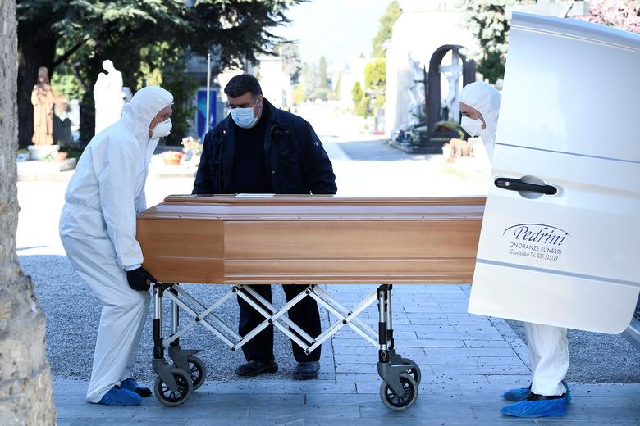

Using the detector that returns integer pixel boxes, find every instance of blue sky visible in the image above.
[276,0,395,66]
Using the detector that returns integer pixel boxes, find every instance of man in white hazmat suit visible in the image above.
[459,82,570,418]
[59,86,173,406]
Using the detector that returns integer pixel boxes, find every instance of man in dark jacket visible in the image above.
[193,74,336,380]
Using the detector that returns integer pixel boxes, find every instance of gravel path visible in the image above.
[505,319,640,383]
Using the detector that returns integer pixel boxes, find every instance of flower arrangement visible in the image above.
[576,0,640,34]
[181,136,203,156]
[161,151,184,165]
[434,120,465,139]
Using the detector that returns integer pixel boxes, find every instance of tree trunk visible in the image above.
[17,20,57,149]
[80,91,96,145]
[0,1,56,424]
[78,56,102,145]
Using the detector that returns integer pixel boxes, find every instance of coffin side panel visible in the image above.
[137,219,225,283]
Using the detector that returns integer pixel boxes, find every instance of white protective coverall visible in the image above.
[460,82,569,397]
[59,86,173,402]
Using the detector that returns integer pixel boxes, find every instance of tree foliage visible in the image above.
[278,42,302,84]
[298,61,318,101]
[476,51,505,85]
[362,58,386,117]
[372,0,402,58]
[333,73,342,101]
[294,58,333,102]
[351,81,364,110]
[318,56,328,89]
[364,58,386,90]
[465,0,521,83]
[467,0,640,83]
[356,96,370,118]
[577,0,640,33]
[16,0,302,146]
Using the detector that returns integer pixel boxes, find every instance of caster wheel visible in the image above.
[154,368,193,407]
[380,373,418,411]
[401,359,422,385]
[186,355,206,390]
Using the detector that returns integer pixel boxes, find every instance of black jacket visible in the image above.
[193,99,337,195]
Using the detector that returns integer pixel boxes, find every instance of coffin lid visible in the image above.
[137,195,486,221]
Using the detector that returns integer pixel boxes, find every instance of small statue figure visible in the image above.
[94,60,124,133]
[31,66,55,145]
[406,54,426,127]
[441,50,463,122]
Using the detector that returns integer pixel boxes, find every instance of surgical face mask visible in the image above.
[461,116,484,137]
[231,101,260,129]
[151,118,172,138]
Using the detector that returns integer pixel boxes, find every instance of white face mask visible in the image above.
[230,101,260,129]
[151,118,172,138]
[461,116,484,137]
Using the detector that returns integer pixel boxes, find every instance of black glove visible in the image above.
[126,267,156,291]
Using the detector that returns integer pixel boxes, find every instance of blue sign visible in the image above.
[196,89,218,142]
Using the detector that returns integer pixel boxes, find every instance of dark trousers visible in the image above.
[237,284,322,362]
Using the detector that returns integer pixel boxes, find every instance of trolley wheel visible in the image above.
[154,368,193,407]
[401,359,422,385]
[380,373,418,411]
[185,355,206,390]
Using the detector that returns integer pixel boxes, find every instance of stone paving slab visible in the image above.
[54,379,640,425]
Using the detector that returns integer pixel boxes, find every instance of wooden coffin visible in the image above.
[136,195,485,284]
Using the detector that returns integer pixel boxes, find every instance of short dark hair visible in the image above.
[224,74,262,98]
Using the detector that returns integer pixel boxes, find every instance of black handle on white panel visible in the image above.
[494,178,557,195]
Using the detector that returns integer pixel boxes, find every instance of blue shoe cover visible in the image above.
[98,386,142,406]
[121,378,152,397]
[501,397,568,418]
[120,378,138,391]
[501,384,532,401]
[502,381,571,403]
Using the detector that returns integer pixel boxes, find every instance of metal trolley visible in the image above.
[150,282,421,410]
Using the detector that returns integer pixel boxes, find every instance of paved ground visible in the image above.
[15,108,640,423]
[51,284,640,425]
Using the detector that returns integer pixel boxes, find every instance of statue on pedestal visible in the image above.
[31,66,55,145]
[440,50,463,122]
[406,54,426,127]
[94,60,124,134]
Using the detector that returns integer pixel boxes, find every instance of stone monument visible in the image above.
[94,60,124,134]
[30,66,55,146]
[440,49,463,122]
[121,87,133,103]
[29,66,59,160]
[406,54,426,128]
[391,44,476,154]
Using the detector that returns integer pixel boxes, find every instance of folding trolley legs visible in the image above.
[150,283,420,410]
[150,284,206,407]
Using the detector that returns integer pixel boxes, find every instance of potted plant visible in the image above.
[161,151,184,166]
[433,120,465,139]
[181,137,202,161]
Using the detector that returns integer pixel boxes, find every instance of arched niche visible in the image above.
[425,44,476,129]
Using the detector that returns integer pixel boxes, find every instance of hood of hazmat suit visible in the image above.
[60,86,173,269]
[459,81,501,161]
